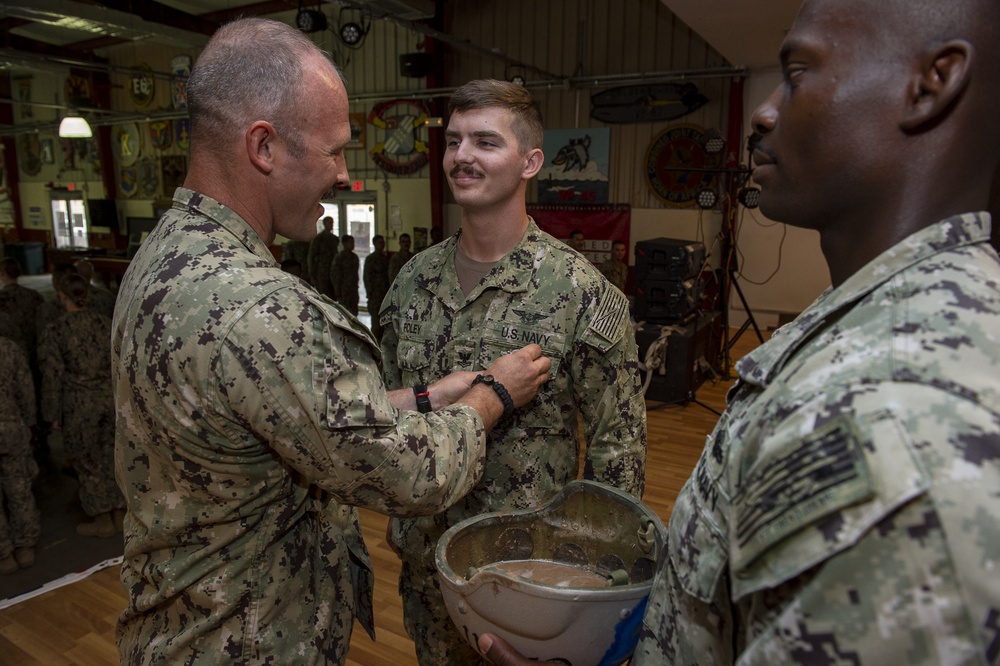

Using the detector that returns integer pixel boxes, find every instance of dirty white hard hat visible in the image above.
[435,480,666,666]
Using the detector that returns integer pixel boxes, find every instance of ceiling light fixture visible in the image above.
[59,114,92,138]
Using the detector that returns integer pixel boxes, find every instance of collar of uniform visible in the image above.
[172,187,278,266]
[736,212,992,387]
[415,218,539,309]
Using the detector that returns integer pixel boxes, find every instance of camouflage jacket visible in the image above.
[387,248,413,283]
[598,258,628,294]
[634,212,1000,665]
[38,309,113,424]
[112,188,490,665]
[0,282,45,355]
[0,337,34,428]
[380,219,646,560]
[330,249,359,299]
[363,251,390,309]
[307,229,338,283]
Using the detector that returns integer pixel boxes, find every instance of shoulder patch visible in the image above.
[585,285,629,347]
[732,416,874,571]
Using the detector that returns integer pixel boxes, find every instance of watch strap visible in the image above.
[413,385,432,413]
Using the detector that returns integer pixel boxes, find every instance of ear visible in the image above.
[246,120,277,174]
[523,148,544,180]
[900,40,973,132]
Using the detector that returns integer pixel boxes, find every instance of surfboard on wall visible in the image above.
[590,83,708,124]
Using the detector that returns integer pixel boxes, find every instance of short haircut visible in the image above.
[341,234,354,244]
[448,79,544,153]
[1,257,22,279]
[399,233,411,241]
[570,229,584,238]
[372,234,385,243]
[186,17,344,158]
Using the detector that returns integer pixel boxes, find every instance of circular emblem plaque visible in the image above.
[368,99,430,175]
[113,122,141,167]
[128,63,155,108]
[644,125,718,208]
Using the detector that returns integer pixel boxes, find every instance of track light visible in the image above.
[696,188,719,210]
[738,187,761,209]
[295,8,327,33]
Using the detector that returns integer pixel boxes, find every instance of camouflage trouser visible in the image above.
[0,421,41,557]
[63,400,124,517]
[399,559,486,666]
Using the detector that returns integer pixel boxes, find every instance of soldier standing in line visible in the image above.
[307,214,338,298]
[38,273,124,538]
[380,79,647,665]
[597,239,628,294]
[74,258,117,319]
[330,233,360,315]
[0,334,41,574]
[388,232,413,283]
[363,234,390,342]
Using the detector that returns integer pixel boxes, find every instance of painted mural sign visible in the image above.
[538,128,610,205]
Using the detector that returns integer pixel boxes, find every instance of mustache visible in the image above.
[450,165,485,178]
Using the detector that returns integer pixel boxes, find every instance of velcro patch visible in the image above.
[587,286,629,344]
[733,416,874,569]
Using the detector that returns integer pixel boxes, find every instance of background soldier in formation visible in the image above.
[597,239,628,294]
[363,234,390,342]
[38,274,123,539]
[388,232,413,283]
[330,233,359,315]
[307,215,338,298]
[0,334,41,574]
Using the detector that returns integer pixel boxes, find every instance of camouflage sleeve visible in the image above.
[575,284,646,498]
[378,278,403,389]
[36,323,63,424]
[220,288,487,517]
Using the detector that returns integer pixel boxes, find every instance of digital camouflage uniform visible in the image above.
[598,258,628,295]
[330,248,360,316]
[86,284,117,320]
[363,250,390,343]
[284,239,311,268]
[388,248,413,283]
[633,213,1000,665]
[112,188,493,666]
[0,337,40,560]
[308,228,339,299]
[380,219,647,665]
[0,282,45,357]
[38,309,123,518]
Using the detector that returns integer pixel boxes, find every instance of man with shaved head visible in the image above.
[480,0,1000,664]
[111,17,550,666]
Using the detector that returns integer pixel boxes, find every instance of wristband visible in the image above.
[471,374,514,418]
[413,385,432,413]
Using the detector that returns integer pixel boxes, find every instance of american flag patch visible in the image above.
[589,286,629,343]
[733,416,874,568]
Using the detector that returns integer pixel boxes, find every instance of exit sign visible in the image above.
[351,180,364,192]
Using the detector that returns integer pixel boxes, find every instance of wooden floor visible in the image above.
[0,330,763,666]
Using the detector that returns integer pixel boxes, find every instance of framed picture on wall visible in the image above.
[40,138,55,165]
[348,112,366,149]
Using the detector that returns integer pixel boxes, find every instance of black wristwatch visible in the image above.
[471,374,514,418]
[413,385,432,413]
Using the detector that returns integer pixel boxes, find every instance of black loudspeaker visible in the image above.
[635,238,705,282]
[399,53,434,78]
[634,278,702,323]
[636,311,721,404]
